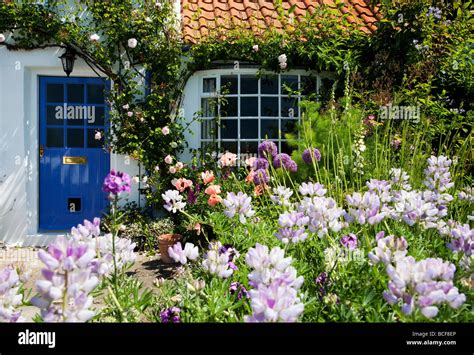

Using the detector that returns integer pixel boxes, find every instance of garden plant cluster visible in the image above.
[0,1,472,323]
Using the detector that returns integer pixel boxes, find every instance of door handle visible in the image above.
[39,145,44,158]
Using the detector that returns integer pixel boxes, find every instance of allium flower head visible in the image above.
[258,140,278,159]
[253,168,269,185]
[273,153,297,172]
[302,148,321,164]
[253,157,269,171]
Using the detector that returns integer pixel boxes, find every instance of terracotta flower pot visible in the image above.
[158,233,182,264]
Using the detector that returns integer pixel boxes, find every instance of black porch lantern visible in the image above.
[60,47,76,77]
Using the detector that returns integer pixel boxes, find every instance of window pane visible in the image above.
[281,97,299,117]
[87,129,103,148]
[240,97,258,117]
[220,119,237,139]
[67,129,84,148]
[46,84,63,103]
[89,106,105,126]
[221,76,237,95]
[221,97,238,117]
[221,141,237,155]
[281,119,298,137]
[240,141,258,155]
[241,119,258,139]
[47,105,64,125]
[261,75,278,94]
[201,98,218,117]
[241,75,258,94]
[281,141,295,154]
[203,78,216,93]
[261,119,279,139]
[87,84,105,104]
[281,75,298,94]
[67,84,84,103]
[201,119,216,140]
[66,105,85,126]
[301,76,317,96]
[261,97,278,117]
[46,128,64,147]
[201,141,218,156]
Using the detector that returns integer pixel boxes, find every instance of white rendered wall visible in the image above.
[0,47,143,246]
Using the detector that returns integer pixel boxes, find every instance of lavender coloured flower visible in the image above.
[297,196,347,237]
[168,242,199,265]
[275,211,309,244]
[389,168,411,191]
[222,192,256,224]
[446,224,473,271]
[31,237,99,322]
[302,148,321,164]
[345,191,387,225]
[340,233,358,250]
[253,168,270,185]
[270,186,293,207]
[273,153,297,172]
[202,241,238,278]
[102,170,131,196]
[424,156,454,193]
[427,6,442,20]
[368,233,408,265]
[315,272,330,297]
[383,256,466,319]
[298,182,327,197]
[258,140,278,159]
[160,306,181,323]
[244,243,304,322]
[0,266,24,323]
[366,179,392,203]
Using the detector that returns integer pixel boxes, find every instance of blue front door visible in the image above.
[39,77,110,231]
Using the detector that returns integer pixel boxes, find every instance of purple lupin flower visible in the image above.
[222,192,256,224]
[258,140,278,159]
[160,306,181,323]
[340,233,358,250]
[31,237,99,322]
[102,170,132,196]
[229,282,249,300]
[275,211,309,244]
[0,266,24,323]
[302,148,321,164]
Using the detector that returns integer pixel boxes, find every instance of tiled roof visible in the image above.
[181,0,382,43]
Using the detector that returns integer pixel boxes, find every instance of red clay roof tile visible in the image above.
[181,0,379,43]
